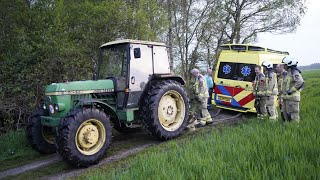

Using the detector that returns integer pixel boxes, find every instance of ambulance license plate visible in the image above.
[218,96,231,102]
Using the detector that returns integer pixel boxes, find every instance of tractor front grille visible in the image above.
[71,94,92,106]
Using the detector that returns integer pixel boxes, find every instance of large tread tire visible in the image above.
[141,80,189,141]
[56,107,112,167]
[25,108,56,154]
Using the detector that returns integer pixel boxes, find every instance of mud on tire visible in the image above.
[25,108,56,154]
[55,107,112,167]
[141,80,189,141]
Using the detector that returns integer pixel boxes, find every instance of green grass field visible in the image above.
[76,70,320,179]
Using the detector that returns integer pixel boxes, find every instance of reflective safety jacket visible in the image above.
[194,74,209,98]
[277,70,287,98]
[283,68,304,101]
[253,72,266,96]
[265,70,278,96]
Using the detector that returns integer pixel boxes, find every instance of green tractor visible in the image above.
[26,39,189,167]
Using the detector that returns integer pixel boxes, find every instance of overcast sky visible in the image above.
[256,0,320,66]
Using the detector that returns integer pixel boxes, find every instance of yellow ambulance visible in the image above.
[213,44,289,113]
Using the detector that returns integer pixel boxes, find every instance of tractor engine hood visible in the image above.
[45,80,115,96]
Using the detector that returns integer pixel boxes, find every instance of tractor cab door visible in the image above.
[126,44,153,108]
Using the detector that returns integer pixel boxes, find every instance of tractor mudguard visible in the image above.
[149,74,185,85]
[138,74,186,107]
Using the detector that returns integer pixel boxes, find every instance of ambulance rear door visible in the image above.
[214,52,237,107]
[232,53,257,111]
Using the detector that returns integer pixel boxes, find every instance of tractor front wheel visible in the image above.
[56,107,112,167]
[25,108,56,154]
[141,80,189,140]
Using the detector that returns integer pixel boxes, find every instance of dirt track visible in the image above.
[44,143,156,180]
[0,130,154,179]
[0,109,246,179]
[0,155,60,179]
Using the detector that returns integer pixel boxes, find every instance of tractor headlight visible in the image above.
[49,104,55,114]
[54,104,59,111]
[54,103,65,112]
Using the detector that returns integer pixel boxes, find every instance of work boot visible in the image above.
[206,117,213,124]
[260,114,267,120]
[186,123,196,131]
[195,119,206,127]
[269,116,278,122]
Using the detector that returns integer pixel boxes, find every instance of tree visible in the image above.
[162,0,306,79]
[169,0,218,81]
[0,0,168,133]
[224,0,306,44]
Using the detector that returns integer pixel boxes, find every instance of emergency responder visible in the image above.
[261,61,278,121]
[276,64,288,121]
[253,65,267,118]
[281,57,304,123]
[187,69,213,130]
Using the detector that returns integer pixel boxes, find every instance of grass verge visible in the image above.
[0,129,45,171]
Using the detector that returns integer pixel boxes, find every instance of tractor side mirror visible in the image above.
[134,48,141,59]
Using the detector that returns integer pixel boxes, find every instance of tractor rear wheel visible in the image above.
[56,107,112,167]
[141,80,189,140]
[25,108,56,154]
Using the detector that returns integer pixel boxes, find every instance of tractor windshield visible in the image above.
[97,44,128,79]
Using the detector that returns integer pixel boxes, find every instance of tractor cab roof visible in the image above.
[100,39,166,48]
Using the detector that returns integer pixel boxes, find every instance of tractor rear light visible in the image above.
[49,105,55,114]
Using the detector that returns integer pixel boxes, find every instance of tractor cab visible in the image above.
[97,39,171,110]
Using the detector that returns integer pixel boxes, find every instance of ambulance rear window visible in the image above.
[217,62,255,82]
[237,63,255,82]
[218,62,236,80]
